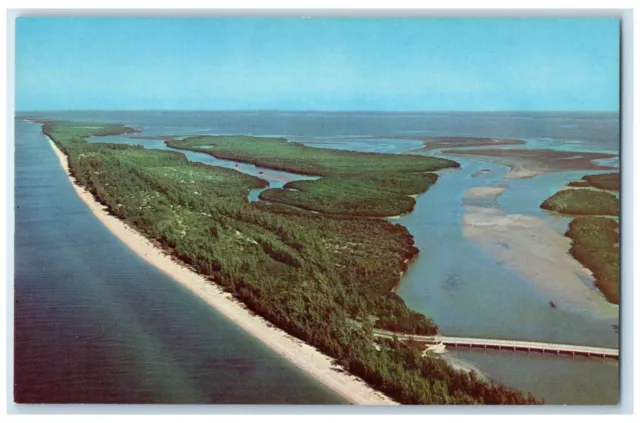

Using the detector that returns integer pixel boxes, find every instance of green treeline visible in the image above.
[541,174,620,304]
[166,135,458,176]
[167,135,456,217]
[259,173,438,217]
[44,121,539,404]
[541,189,619,216]
[566,217,620,304]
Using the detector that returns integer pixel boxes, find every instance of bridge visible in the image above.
[373,331,618,359]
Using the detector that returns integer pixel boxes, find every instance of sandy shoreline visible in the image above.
[46,136,397,406]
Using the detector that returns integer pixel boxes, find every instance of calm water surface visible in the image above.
[15,111,620,405]
[14,121,344,404]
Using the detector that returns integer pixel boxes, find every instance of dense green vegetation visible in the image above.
[167,135,456,217]
[567,172,620,191]
[259,173,438,217]
[374,337,539,404]
[44,120,539,404]
[541,189,619,216]
[167,135,457,176]
[566,217,620,304]
[541,180,620,304]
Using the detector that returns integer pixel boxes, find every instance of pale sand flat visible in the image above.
[461,201,618,319]
[462,186,506,201]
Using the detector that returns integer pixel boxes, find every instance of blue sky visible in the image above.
[15,17,620,112]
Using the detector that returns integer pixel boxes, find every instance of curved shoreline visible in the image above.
[46,135,397,406]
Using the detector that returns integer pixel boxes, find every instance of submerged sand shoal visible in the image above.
[412,137,526,153]
[462,186,506,201]
[440,148,617,180]
[461,186,618,319]
[47,137,397,406]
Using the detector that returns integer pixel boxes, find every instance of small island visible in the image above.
[541,173,620,304]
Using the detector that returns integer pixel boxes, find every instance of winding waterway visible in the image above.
[15,111,620,405]
[394,155,619,405]
[395,156,617,345]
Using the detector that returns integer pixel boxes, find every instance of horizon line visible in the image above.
[15,108,620,114]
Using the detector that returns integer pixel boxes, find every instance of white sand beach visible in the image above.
[47,137,397,406]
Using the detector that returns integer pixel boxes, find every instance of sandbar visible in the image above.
[413,137,525,153]
[461,187,618,319]
[440,148,617,180]
[462,186,506,201]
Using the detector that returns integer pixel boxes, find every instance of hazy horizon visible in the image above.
[15,109,620,114]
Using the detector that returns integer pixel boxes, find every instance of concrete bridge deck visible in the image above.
[373,331,618,359]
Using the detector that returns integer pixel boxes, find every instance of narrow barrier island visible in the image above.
[44,120,539,404]
[541,173,620,304]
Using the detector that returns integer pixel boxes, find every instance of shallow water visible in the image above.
[19,110,620,149]
[274,120,621,404]
[90,134,319,203]
[448,349,619,405]
[16,111,621,405]
[294,138,423,154]
[397,154,619,405]
[14,121,344,404]
[394,157,618,345]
